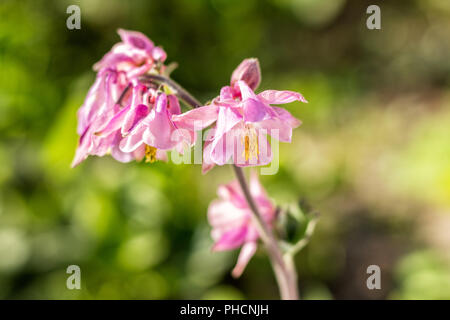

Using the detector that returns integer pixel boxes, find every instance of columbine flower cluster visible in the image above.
[73,29,307,278]
[72,29,171,166]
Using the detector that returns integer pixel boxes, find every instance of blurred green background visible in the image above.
[1,0,449,299]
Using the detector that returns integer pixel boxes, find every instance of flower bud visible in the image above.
[230,58,261,91]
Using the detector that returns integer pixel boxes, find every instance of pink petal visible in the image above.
[117,29,154,51]
[208,199,248,231]
[110,135,135,163]
[217,183,248,209]
[241,98,269,122]
[220,86,234,100]
[213,107,243,140]
[133,144,146,162]
[172,105,219,131]
[76,74,105,134]
[210,125,241,166]
[71,129,92,168]
[236,80,258,101]
[93,51,134,72]
[212,227,248,251]
[156,149,168,162]
[95,105,130,136]
[202,161,216,174]
[231,242,258,278]
[258,90,308,104]
[119,121,146,152]
[271,106,302,127]
[121,104,150,135]
[256,118,294,143]
[144,94,178,150]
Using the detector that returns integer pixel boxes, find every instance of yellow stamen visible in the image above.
[145,145,158,163]
[242,126,259,162]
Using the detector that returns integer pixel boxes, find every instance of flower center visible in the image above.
[242,126,259,162]
[145,145,158,163]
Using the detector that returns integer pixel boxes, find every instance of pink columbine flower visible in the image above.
[73,29,168,167]
[188,58,308,173]
[208,171,276,278]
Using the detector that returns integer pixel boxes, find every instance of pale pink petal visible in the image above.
[133,144,146,162]
[172,105,219,130]
[256,118,294,143]
[241,98,269,122]
[77,74,104,134]
[236,80,258,101]
[271,106,302,127]
[258,90,308,104]
[117,29,154,51]
[212,227,248,251]
[156,149,168,162]
[119,121,146,152]
[202,139,216,174]
[71,128,92,168]
[210,125,241,166]
[144,94,178,150]
[220,86,234,100]
[202,162,216,174]
[208,199,248,231]
[231,242,257,278]
[217,183,248,209]
[110,133,135,163]
[121,104,150,135]
[90,131,116,157]
[213,107,242,140]
[95,105,130,136]
[93,52,134,72]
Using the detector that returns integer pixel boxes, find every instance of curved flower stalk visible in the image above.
[72,30,315,300]
[208,171,276,278]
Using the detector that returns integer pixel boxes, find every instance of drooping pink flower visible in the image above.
[191,58,307,173]
[73,29,168,167]
[77,29,166,137]
[208,171,276,277]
